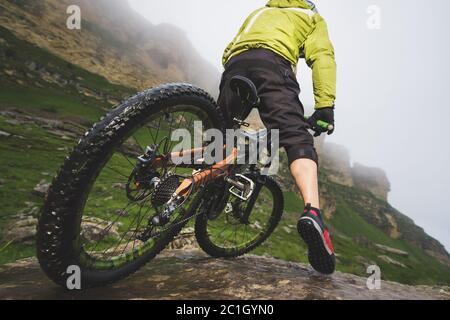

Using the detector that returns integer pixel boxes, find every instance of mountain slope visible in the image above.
[0,0,449,287]
[0,0,220,96]
[269,139,450,284]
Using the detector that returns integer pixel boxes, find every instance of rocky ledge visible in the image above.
[0,250,448,300]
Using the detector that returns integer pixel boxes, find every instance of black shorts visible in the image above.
[218,49,318,165]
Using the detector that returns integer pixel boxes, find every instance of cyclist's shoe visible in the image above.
[297,204,336,274]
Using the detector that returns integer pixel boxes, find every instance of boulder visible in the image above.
[32,180,51,197]
[0,130,11,138]
[2,216,38,245]
[375,244,409,257]
[319,143,354,187]
[352,163,391,201]
[378,255,407,268]
[168,227,198,250]
[80,217,121,242]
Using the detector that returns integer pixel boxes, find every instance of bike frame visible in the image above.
[152,146,239,198]
[151,144,265,226]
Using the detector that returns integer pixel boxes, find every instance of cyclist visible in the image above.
[218,0,337,274]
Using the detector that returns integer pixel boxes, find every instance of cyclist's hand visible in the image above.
[307,107,335,137]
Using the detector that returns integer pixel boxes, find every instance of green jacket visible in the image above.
[223,0,336,109]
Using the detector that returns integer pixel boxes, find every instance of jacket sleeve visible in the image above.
[303,15,337,109]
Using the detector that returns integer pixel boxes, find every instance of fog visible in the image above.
[128,0,450,251]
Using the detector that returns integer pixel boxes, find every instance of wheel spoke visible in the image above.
[86,200,143,254]
[132,135,145,152]
[205,184,276,250]
[154,116,163,145]
[103,166,130,179]
[113,204,146,258]
[120,152,136,169]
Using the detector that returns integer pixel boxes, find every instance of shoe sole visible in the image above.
[297,218,335,275]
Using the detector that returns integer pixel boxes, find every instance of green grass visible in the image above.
[249,179,450,285]
[250,191,307,262]
[326,183,450,285]
[283,191,303,213]
[0,86,105,123]
[0,116,71,216]
[0,116,72,263]
[0,26,134,123]
[0,118,152,265]
[0,26,133,263]
[0,242,36,265]
[0,26,134,97]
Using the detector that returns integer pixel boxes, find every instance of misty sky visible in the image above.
[128,0,450,251]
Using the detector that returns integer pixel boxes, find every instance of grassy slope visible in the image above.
[251,185,450,285]
[0,27,449,285]
[0,116,71,263]
[0,26,134,123]
[327,182,450,285]
[0,26,134,263]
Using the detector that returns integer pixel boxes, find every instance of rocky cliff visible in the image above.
[316,141,390,201]
[0,249,448,300]
[314,142,449,268]
[351,163,391,201]
[319,142,354,187]
[0,0,220,96]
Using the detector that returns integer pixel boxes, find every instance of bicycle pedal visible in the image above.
[226,174,255,201]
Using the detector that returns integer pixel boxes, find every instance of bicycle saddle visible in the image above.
[229,76,259,107]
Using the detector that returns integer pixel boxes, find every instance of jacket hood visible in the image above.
[266,0,315,10]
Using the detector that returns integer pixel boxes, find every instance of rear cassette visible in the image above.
[151,173,180,207]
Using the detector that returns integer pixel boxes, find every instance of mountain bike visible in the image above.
[36,76,333,288]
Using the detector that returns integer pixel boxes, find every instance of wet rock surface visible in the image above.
[0,250,448,300]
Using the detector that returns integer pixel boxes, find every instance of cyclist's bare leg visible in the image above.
[289,158,320,208]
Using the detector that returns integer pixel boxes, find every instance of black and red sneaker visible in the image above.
[297,204,336,274]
